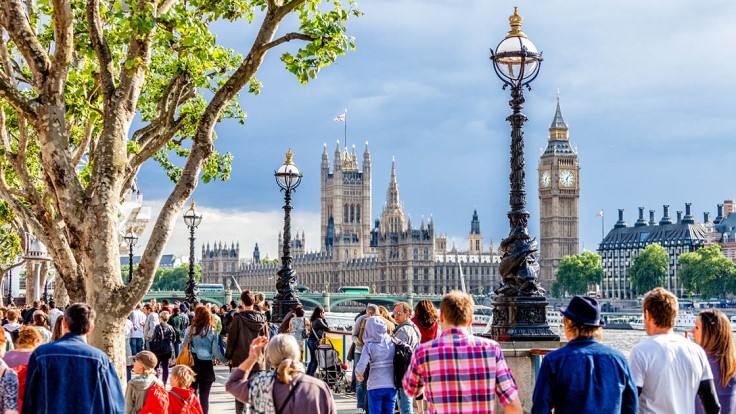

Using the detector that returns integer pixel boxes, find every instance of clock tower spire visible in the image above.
[538,93,580,291]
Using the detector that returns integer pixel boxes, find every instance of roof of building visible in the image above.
[599,221,707,250]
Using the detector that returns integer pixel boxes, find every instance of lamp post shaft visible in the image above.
[507,85,529,228]
[6,269,11,305]
[186,224,198,306]
[281,189,293,265]
[128,243,134,284]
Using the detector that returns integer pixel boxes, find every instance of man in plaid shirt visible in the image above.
[403,291,522,414]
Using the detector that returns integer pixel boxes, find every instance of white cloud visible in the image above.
[135,200,321,261]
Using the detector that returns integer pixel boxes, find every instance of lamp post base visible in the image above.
[485,296,560,342]
[271,297,300,324]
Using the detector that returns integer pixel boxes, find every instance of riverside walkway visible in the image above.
[209,365,358,413]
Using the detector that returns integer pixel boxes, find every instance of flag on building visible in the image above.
[596,210,604,217]
[334,113,345,122]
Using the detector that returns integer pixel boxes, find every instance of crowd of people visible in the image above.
[0,286,733,413]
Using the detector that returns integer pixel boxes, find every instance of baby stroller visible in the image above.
[316,341,349,393]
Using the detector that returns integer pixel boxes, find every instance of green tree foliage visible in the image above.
[551,251,603,297]
[151,264,202,290]
[679,244,736,299]
[629,243,669,295]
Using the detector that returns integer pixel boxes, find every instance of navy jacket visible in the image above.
[22,333,125,414]
[532,336,638,414]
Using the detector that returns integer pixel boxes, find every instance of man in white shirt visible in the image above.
[629,287,720,414]
[129,303,146,355]
[142,303,159,351]
[48,301,64,328]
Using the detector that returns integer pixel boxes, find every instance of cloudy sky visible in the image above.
[137,0,736,259]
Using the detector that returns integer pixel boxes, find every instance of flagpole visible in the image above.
[601,209,604,244]
[344,108,348,150]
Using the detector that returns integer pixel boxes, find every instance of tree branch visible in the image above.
[258,32,313,54]
[0,75,39,120]
[0,0,50,87]
[72,116,94,167]
[85,0,115,101]
[48,0,74,99]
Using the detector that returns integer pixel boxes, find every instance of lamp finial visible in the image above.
[505,7,528,39]
[285,148,294,165]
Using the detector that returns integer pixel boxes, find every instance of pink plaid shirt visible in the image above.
[403,327,518,413]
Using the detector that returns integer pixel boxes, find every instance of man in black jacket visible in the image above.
[225,290,268,414]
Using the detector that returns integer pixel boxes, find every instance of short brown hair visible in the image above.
[394,302,412,315]
[171,365,196,387]
[643,287,678,328]
[6,309,19,322]
[241,290,255,307]
[439,291,474,327]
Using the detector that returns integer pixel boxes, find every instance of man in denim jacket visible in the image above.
[22,303,125,413]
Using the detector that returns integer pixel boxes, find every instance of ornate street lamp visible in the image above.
[123,229,139,284]
[488,8,558,342]
[183,201,203,307]
[272,149,303,323]
[6,269,12,306]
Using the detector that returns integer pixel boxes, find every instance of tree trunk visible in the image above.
[54,275,69,307]
[89,305,127,384]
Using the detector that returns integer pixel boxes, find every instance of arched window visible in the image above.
[344,204,349,223]
[424,248,429,260]
[413,248,418,260]
[356,205,361,223]
[350,205,355,223]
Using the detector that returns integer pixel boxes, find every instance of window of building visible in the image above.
[356,205,361,223]
[413,248,418,260]
[343,204,348,223]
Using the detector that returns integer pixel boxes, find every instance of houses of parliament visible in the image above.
[201,98,580,294]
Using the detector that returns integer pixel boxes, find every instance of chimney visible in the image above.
[635,207,648,227]
[704,212,711,223]
[676,211,682,223]
[614,209,628,228]
[660,205,673,225]
[649,210,656,226]
[715,204,724,224]
[682,203,696,224]
[725,200,735,218]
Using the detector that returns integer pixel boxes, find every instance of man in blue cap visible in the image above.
[531,295,638,414]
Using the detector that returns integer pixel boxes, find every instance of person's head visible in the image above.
[6,309,19,323]
[159,310,170,323]
[642,287,678,332]
[32,300,40,309]
[560,296,605,341]
[142,304,153,315]
[439,291,474,329]
[33,312,47,328]
[294,305,305,318]
[192,305,213,336]
[363,316,389,344]
[132,351,157,375]
[17,326,43,349]
[212,304,220,314]
[693,309,736,387]
[0,331,5,358]
[365,304,378,317]
[256,293,265,305]
[48,301,55,309]
[40,304,49,314]
[241,290,255,309]
[266,334,305,383]
[414,299,438,329]
[378,306,395,324]
[230,300,238,309]
[310,306,325,322]
[172,307,180,316]
[162,299,169,307]
[393,302,412,324]
[170,365,196,388]
[51,316,64,341]
[62,303,96,336]
[179,303,188,313]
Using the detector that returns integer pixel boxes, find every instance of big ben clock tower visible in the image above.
[538,94,580,291]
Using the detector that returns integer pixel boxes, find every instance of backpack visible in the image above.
[12,364,27,412]
[392,338,413,389]
[138,383,169,414]
[268,323,278,339]
[169,389,201,414]
[150,324,174,355]
[4,327,19,345]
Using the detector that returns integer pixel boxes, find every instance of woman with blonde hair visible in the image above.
[225,334,335,414]
[692,308,736,413]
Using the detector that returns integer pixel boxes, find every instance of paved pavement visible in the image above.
[209,366,360,414]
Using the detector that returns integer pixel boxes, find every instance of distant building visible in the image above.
[598,204,706,299]
[119,254,184,269]
[705,200,736,263]
[202,144,501,295]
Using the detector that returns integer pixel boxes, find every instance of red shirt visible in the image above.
[168,387,203,414]
[412,317,438,343]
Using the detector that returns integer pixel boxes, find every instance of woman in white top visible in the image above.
[32,313,52,343]
[288,305,310,353]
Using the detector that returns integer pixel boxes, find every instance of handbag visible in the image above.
[347,342,356,362]
[150,325,171,354]
[301,318,309,340]
[175,328,195,367]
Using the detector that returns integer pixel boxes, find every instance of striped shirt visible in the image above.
[403,327,518,413]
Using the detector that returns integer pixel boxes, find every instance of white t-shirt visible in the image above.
[129,310,146,339]
[629,333,713,414]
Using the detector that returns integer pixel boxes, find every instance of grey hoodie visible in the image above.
[125,373,162,414]
[355,316,395,391]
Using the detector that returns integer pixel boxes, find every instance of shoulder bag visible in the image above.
[175,328,195,367]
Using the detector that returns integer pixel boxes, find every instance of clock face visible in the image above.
[540,171,551,188]
[560,169,575,187]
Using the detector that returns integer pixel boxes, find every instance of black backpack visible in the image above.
[392,338,413,389]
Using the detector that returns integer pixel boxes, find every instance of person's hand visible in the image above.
[357,375,364,382]
[248,336,269,360]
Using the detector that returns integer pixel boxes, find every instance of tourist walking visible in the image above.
[31,313,51,343]
[129,304,146,356]
[182,305,225,414]
[356,316,397,414]
[410,299,438,414]
[168,365,204,414]
[169,308,183,358]
[4,326,42,411]
[151,311,176,384]
[143,303,160,351]
[288,305,310,353]
[352,305,376,413]
[629,287,720,414]
[692,309,736,414]
[3,310,21,347]
[531,295,637,413]
[403,291,522,414]
[22,303,125,413]
[393,302,420,414]
[0,332,19,414]
[306,306,329,376]
[47,301,63,329]
[225,334,336,414]
[126,351,169,414]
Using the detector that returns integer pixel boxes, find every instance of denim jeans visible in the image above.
[397,387,414,414]
[368,387,397,414]
[306,339,319,376]
[218,334,226,358]
[130,338,143,356]
[173,341,180,358]
[354,352,367,410]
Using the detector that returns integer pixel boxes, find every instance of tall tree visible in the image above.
[629,243,669,295]
[0,0,360,377]
[551,251,603,297]
[679,243,735,299]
